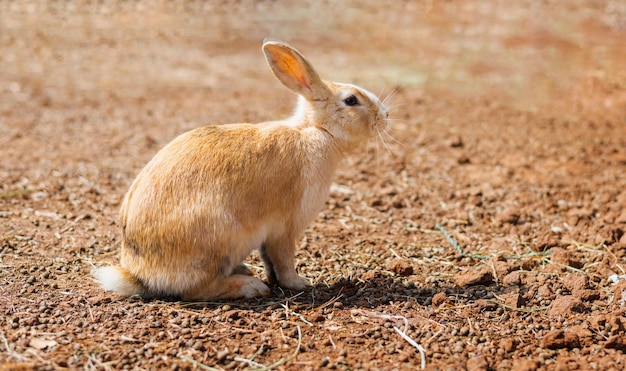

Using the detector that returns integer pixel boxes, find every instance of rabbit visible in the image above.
[94,38,389,300]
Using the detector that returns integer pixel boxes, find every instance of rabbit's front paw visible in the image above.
[239,277,271,298]
[280,275,310,291]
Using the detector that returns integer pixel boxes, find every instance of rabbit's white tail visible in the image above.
[94,266,146,297]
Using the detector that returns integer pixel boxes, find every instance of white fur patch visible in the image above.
[94,266,142,296]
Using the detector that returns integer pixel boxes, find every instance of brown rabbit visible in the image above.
[95,39,389,300]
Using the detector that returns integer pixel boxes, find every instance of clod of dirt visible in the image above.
[512,359,539,371]
[431,292,448,307]
[542,330,580,350]
[385,259,413,276]
[604,335,626,351]
[547,295,588,316]
[449,136,464,148]
[606,315,625,333]
[308,311,325,323]
[611,280,626,307]
[494,207,521,225]
[568,325,593,343]
[502,271,522,286]
[455,265,494,287]
[549,248,583,269]
[499,292,522,308]
[490,255,516,278]
[457,155,471,165]
[562,272,599,301]
[216,348,230,362]
[518,257,539,271]
[500,337,517,353]
[562,272,589,291]
[535,234,562,250]
[361,270,381,281]
[466,355,489,370]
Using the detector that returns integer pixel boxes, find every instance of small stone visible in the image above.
[192,341,204,351]
[452,341,464,353]
[318,356,330,367]
[216,348,229,361]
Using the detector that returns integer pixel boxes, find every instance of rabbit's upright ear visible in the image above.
[263,39,331,101]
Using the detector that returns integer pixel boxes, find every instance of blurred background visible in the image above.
[2,0,625,115]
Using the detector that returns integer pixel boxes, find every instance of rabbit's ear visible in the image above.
[263,39,331,101]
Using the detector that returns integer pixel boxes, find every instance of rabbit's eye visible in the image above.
[344,95,359,106]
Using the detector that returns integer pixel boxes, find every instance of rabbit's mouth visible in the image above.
[372,91,402,152]
[374,103,390,132]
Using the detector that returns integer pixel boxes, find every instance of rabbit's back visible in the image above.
[117,123,334,295]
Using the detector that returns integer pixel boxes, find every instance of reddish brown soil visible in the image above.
[2,1,626,370]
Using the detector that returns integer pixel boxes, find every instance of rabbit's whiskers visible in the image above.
[381,88,404,111]
[380,125,404,147]
[376,127,396,155]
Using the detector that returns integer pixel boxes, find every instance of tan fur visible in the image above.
[95,39,389,300]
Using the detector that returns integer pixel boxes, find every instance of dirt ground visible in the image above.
[2,1,626,370]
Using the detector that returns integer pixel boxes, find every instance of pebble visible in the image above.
[452,341,465,354]
[319,356,330,367]
[216,348,229,361]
